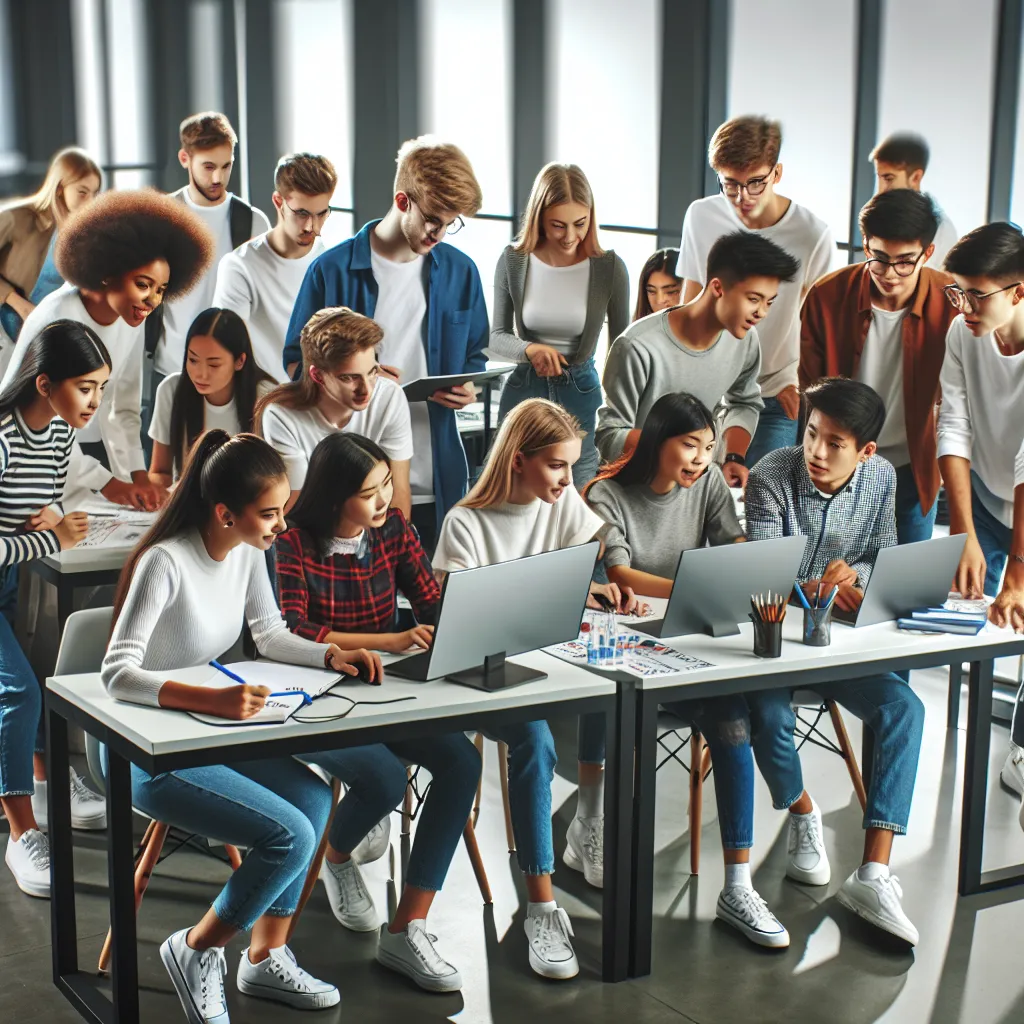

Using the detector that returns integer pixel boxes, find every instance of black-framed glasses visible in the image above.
[718,166,777,199]
[284,200,332,225]
[410,198,465,237]
[944,281,1023,314]
[864,250,926,279]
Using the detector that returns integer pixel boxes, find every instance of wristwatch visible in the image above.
[724,452,747,467]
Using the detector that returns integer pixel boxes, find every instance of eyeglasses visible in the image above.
[864,251,926,279]
[410,198,464,237]
[718,167,777,199]
[944,281,1023,314]
[284,201,332,225]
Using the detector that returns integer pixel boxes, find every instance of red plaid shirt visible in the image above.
[276,509,440,642]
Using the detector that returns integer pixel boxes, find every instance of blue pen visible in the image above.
[209,660,247,685]
[794,585,813,612]
[268,690,313,707]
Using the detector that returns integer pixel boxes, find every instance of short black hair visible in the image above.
[943,222,1024,281]
[706,231,800,287]
[859,189,938,248]
[870,132,930,172]
[803,377,886,449]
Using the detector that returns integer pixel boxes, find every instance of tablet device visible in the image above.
[401,367,514,403]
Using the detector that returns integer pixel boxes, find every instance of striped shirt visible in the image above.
[0,409,73,566]
[744,445,897,587]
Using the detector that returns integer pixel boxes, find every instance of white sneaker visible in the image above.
[236,944,339,1009]
[523,903,579,979]
[351,815,391,865]
[320,856,379,932]
[563,815,603,889]
[5,829,50,898]
[836,867,919,945]
[159,928,230,1024]
[1000,744,1024,798]
[716,886,790,948]
[786,802,830,886]
[32,768,107,831]
[376,919,462,992]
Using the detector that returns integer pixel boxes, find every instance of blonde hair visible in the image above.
[274,153,338,198]
[708,116,782,173]
[513,163,604,257]
[22,147,102,229]
[256,307,383,424]
[460,399,585,509]
[394,136,482,218]
[179,111,237,153]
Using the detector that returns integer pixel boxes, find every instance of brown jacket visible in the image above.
[799,263,957,512]
[0,199,55,306]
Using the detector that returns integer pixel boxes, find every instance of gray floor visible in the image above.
[3,664,1024,1024]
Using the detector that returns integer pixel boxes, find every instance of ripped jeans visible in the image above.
[662,695,754,850]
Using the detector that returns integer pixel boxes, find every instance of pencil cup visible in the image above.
[802,605,833,647]
[750,615,783,658]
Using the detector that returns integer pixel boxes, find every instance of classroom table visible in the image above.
[26,545,132,631]
[45,650,634,1024]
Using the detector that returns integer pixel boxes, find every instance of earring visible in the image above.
[224,519,233,528]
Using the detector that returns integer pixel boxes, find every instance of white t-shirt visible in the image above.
[520,253,591,358]
[937,317,1024,527]
[369,248,433,503]
[212,232,324,383]
[676,193,836,397]
[926,199,957,270]
[261,377,414,490]
[433,485,604,572]
[855,306,909,468]
[6,284,145,491]
[155,190,271,376]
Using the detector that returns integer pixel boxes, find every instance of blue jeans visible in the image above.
[130,757,332,930]
[971,474,1012,598]
[893,463,937,546]
[0,567,42,797]
[306,733,480,892]
[747,673,925,833]
[498,359,602,489]
[745,396,799,470]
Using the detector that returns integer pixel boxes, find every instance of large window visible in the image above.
[1007,20,1024,227]
[189,0,225,113]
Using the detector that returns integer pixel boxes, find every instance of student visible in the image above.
[871,132,958,269]
[6,190,213,510]
[257,307,413,516]
[0,146,102,345]
[213,153,337,384]
[276,432,480,992]
[596,231,799,485]
[284,136,488,550]
[583,391,789,947]
[148,307,275,486]
[1,321,110,898]
[744,378,924,947]
[489,163,629,487]
[102,430,381,1020]
[433,398,641,979]
[634,248,682,320]
[676,116,834,467]
[800,189,956,544]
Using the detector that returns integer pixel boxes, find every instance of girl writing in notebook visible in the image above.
[1,321,111,899]
[148,307,275,486]
[432,397,639,980]
[583,391,790,949]
[276,431,480,993]
[102,430,381,1022]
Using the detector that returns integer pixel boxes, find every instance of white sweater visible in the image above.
[102,529,330,706]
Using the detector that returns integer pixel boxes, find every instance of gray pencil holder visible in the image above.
[802,606,833,647]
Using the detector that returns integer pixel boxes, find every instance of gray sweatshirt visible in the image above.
[587,465,743,580]
[595,309,763,462]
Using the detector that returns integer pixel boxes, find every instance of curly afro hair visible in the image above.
[56,189,214,299]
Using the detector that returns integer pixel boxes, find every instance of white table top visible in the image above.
[46,649,615,759]
[41,544,134,575]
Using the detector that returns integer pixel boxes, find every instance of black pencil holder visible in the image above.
[750,615,783,658]
[802,605,833,647]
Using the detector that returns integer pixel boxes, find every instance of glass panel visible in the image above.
[445,216,514,326]
[420,0,512,216]
[548,0,660,229]
[189,0,224,112]
[106,0,152,186]
[71,0,108,168]
[593,229,660,372]
[727,0,856,245]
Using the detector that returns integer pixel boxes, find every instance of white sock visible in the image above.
[724,862,752,889]
[527,900,557,918]
[576,777,604,820]
[857,861,889,882]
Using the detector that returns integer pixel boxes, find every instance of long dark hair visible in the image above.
[583,392,716,497]
[0,319,111,418]
[169,308,275,475]
[112,430,287,627]
[287,432,391,560]
[634,247,682,320]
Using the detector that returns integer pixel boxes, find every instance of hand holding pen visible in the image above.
[207,660,271,719]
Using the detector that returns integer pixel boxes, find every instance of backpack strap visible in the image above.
[229,196,254,250]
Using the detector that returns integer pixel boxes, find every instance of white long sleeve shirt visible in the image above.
[101,529,330,706]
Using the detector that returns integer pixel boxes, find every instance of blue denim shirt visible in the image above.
[284,220,490,517]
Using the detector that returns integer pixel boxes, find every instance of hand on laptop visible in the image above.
[387,625,434,652]
[588,582,650,617]
[799,577,861,612]
[820,559,858,589]
[832,584,863,613]
[953,535,987,599]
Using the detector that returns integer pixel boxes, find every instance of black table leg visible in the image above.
[57,580,74,635]
[47,706,78,983]
[483,385,493,453]
[629,691,658,978]
[948,662,962,729]
[602,682,634,983]
[106,749,140,1022]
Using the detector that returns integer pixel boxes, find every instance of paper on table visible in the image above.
[189,688,306,727]
[78,518,149,548]
[546,637,712,677]
[75,494,157,525]
[202,660,343,699]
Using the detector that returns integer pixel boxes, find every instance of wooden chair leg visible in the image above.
[472,733,484,828]
[288,777,343,941]
[99,821,169,974]
[827,700,868,812]
[224,845,243,870]
[498,741,516,854]
[689,732,705,875]
[462,818,493,905]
